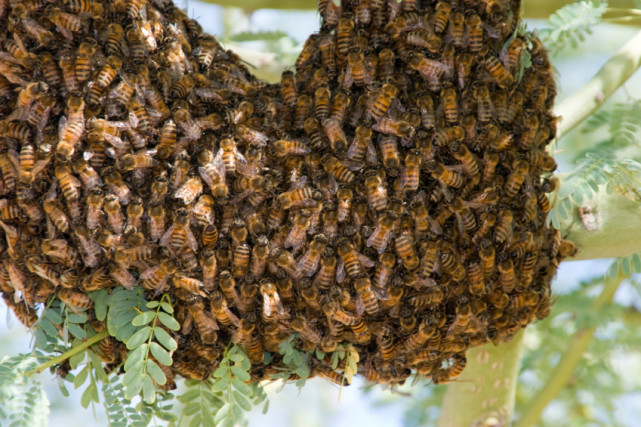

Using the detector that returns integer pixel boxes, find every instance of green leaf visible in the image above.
[67,313,88,324]
[211,377,230,393]
[154,328,177,351]
[231,365,250,382]
[146,359,167,386]
[142,375,156,404]
[43,308,63,325]
[124,370,144,400]
[132,311,156,326]
[149,342,172,366]
[213,365,229,379]
[68,323,87,339]
[232,390,252,412]
[87,350,108,383]
[157,312,180,331]
[124,345,148,371]
[81,383,97,409]
[231,377,252,396]
[74,365,89,389]
[146,301,160,309]
[126,327,152,350]
[89,290,110,321]
[69,349,86,370]
[214,403,231,424]
[160,302,174,314]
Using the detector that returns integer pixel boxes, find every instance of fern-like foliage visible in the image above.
[0,355,49,427]
[545,153,641,229]
[539,0,608,55]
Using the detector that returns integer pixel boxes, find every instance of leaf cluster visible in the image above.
[272,333,311,387]
[0,356,49,427]
[538,0,608,56]
[546,153,641,229]
[178,345,266,427]
[122,295,179,404]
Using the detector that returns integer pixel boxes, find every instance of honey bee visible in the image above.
[38,52,62,88]
[278,186,314,210]
[322,118,348,154]
[338,238,366,280]
[210,293,240,328]
[323,301,360,326]
[354,277,380,315]
[310,85,331,121]
[336,17,354,58]
[43,200,70,234]
[377,325,395,361]
[502,37,526,73]
[260,281,288,319]
[498,259,517,292]
[395,231,420,270]
[448,355,467,378]
[128,98,151,135]
[486,56,514,88]
[371,252,394,290]
[280,70,297,107]
[427,161,464,188]
[404,320,436,352]
[329,90,351,124]
[401,154,421,192]
[364,171,388,211]
[367,212,396,254]
[295,234,326,277]
[295,34,317,70]
[375,49,395,82]
[58,289,93,312]
[451,197,476,232]
[347,125,373,163]
[313,255,337,290]
[322,154,355,183]
[344,49,370,88]
[373,117,412,138]
[160,208,198,252]
[103,195,124,234]
[188,299,219,344]
[503,160,529,199]
[231,242,250,278]
[291,316,321,345]
[48,8,83,40]
[319,34,337,78]
[103,23,123,56]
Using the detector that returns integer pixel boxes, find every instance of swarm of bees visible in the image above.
[0,0,574,387]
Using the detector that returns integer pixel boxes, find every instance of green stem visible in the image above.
[560,185,641,261]
[436,330,525,427]
[514,274,623,427]
[29,329,109,375]
[554,29,641,140]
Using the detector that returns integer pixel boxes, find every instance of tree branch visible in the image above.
[436,331,525,427]
[562,186,641,261]
[554,29,641,140]
[28,330,109,376]
[514,273,623,427]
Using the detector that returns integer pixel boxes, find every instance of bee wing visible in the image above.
[288,175,307,191]
[159,224,176,247]
[373,285,390,301]
[357,253,376,269]
[366,138,378,165]
[185,226,198,252]
[355,297,365,316]
[58,115,67,140]
[229,188,252,205]
[334,257,346,284]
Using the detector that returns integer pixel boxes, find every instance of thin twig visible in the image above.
[554,30,641,140]
[28,329,110,376]
[514,273,623,427]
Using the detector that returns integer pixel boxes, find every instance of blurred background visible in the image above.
[2,1,641,426]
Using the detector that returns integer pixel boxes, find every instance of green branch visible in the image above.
[29,330,109,376]
[514,273,623,427]
[436,331,524,427]
[560,185,641,261]
[554,29,641,140]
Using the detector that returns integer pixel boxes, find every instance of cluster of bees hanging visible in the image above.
[0,0,574,387]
